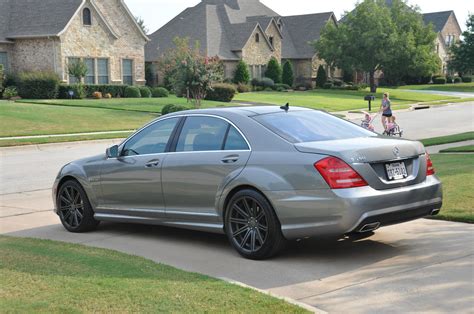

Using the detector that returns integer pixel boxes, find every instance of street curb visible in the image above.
[219,277,327,314]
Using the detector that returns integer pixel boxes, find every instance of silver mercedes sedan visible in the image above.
[53,106,442,259]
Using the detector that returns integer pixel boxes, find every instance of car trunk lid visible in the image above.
[295,137,427,190]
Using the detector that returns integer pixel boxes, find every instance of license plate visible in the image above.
[385,162,408,181]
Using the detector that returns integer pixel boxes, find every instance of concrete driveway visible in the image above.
[1,103,473,313]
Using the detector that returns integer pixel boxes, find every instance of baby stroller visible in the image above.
[383,116,403,137]
[361,111,377,132]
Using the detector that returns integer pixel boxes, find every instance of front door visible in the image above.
[162,116,251,222]
[98,117,180,217]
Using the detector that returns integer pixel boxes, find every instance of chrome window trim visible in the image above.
[118,114,252,158]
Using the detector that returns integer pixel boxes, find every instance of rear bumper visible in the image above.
[265,175,442,240]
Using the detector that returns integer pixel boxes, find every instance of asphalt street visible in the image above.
[1,102,473,313]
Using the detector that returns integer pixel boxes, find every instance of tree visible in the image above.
[158,37,223,108]
[282,61,294,86]
[265,57,282,83]
[68,59,88,83]
[135,16,149,34]
[315,0,439,91]
[233,60,250,84]
[316,65,327,88]
[449,14,474,76]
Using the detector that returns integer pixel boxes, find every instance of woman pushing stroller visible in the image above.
[379,92,403,137]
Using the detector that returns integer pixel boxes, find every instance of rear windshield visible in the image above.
[253,110,375,143]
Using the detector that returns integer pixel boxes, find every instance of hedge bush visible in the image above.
[446,76,453,83]
[433,76,447,84]
[236,83,251,93]
[462,76,472,83]
[124,86,141,98]
[58,84,86,99]
[261,77,275,88]
[162,104,188,115]
[282,61,294,87]
[85,85,127,98]
[205,83,236,102]
[139,86,152,98]
[17,72,60,99]
[233,60,250,84]
[2,86,18,99]
[316,65,327,88]
[151,87,169,98]
[265,57,282,84]
[274,83,291,91]
[454,77,462,83]
[323,82,333,89]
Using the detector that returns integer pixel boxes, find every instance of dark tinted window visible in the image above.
[254,110,375,143]
[176,117,229,152]
[122,118,179,156]
[225,126,249,151]
[83,8,92,26]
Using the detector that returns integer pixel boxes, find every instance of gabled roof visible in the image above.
[0,0,148,42]
[423,11,454,33]
[145,0,336,62]
[282,12,336,59]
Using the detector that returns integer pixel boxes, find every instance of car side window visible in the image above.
[176,117,229,152]
[224,126,249,151]
[122,118,179,156]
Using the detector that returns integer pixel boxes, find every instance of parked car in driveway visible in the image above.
[53,106,442,259]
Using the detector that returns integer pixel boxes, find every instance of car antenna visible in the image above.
[280,103,289,112]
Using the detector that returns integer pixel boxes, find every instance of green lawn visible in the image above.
[0,236,306,313]
[431,154,474,223]
[421,132,474,147]
[0,132,132,147]
[16,96,230,113]
[234,88,459,112]
[440,145,474,153]
[0,102,156,137]
[395,82,474,93]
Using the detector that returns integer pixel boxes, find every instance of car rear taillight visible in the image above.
[314,157,368,189]
[426,153,435,176]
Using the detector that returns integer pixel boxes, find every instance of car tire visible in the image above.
[57,180,99,233]
[225,189,286,260]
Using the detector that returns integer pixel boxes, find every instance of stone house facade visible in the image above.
[0,0,149,85]
[145,0,339,86]
[423,11,463,74]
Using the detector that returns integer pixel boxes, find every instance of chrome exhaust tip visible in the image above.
[359,222,381,233]
[430,209,440,216]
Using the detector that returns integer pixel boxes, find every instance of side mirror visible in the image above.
[106,145,119,158]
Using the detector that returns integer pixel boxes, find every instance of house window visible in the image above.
[0,52,8,73]
[83,8,92,26]
[436,43,440,54]
[255,33,260,43]
[122,59,133,85]
[269,36,274,46]
[84,58,95,84]
[97,59,109,84]
[68,57,81,84]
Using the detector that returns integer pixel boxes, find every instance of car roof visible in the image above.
[167,105,312,118]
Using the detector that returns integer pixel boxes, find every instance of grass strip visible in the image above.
[420,132,474,147]
[439,145,474,153]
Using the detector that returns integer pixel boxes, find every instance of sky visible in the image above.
[124,0,472,34]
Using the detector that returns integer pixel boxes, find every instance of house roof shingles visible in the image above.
[423,11,453,33]
[145,0,336,62]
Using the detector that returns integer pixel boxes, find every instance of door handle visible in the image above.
[145,159,160,168]
[221,155,239,164]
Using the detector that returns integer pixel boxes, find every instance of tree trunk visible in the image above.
[369,70,377,93]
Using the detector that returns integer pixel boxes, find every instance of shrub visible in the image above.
[139,86,152,98]
[316,65,327,88]
[342,70,353,83]
[205,83,236,102]
[282,61,294,87]
[295,76,312,90]
[251,78,262,87]
[333,79,343,87]
[234,60,250,84]
[68,59,88,83]
[261,77,275,88]
[162,104,188,115]
[104,93,112,99]
[58,84,86,99]
[83,85,127,98]
[264,87,273,91]
[17,72,60,99]
[2,86,18,99]
[124,86,141,98]
[323,82,333,89]
[462,76,472,83]
[454,77,462,83]
[274,83,291,91]
[446,76,453,83]
[433,76,447,84]
[151,87,169,98]
[236,83,251,93]
[265,57,282,83]
[92,91,103,99]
